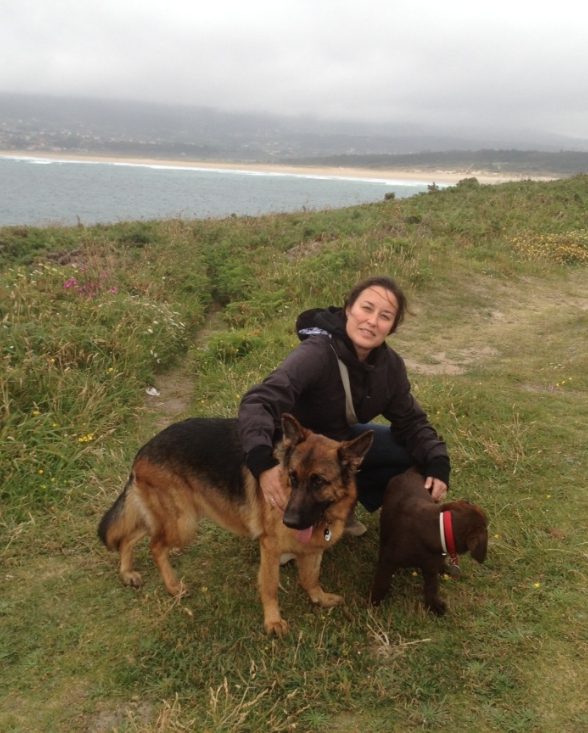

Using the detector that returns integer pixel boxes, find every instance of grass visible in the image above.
[1,175,588,731]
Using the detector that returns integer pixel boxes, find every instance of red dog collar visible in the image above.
[440,510,460,577]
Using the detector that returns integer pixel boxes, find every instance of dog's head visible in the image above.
[440,500,488,563]
[279,414,373,533]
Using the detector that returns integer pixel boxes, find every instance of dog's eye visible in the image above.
[288,470,298,487]
[309,473,326,488]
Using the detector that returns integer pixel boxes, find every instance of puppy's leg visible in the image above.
[149,535,185,596]
[258,536,288,635]
[297,552,344,607]
[422,568,446,616]
[370,553,397,606]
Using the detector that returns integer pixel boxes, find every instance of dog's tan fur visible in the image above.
[99,414,372,634]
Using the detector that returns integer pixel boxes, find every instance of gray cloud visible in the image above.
[1,0,587,137]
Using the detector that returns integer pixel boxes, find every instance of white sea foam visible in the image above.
[1,153,434,187]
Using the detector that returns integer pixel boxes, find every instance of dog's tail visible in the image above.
[98,472,145,551]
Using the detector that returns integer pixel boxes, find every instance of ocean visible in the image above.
[0,154,434,227]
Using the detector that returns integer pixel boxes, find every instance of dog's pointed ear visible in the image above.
[339,430,374,471]
[467,526,488,563]
[281,413,309,447]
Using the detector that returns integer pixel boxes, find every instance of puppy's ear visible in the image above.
[467,526,488,563]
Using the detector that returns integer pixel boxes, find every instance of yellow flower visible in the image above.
[534,582,540,588]
[38,469,44,474]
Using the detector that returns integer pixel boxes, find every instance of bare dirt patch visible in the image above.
[404,346,499,375]
[145,367,194,429]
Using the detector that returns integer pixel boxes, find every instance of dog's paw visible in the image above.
[314,591,344,608]
[264,618,289,635]
[122,571,144,588]
[427,598,447,616]
[166,579,189,598]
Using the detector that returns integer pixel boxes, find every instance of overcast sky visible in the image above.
[2,0,587,139]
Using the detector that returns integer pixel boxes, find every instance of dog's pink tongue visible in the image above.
[296,526,313,544]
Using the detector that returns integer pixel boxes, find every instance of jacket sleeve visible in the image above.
[382,352,450,484]
[237,338,330,476]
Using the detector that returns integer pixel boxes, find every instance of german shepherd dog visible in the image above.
[98,414,373,634]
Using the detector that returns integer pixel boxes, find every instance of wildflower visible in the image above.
[32,410,40,416]
[534,582,540,588]
[109,286,117,294]
[38,469,44,474]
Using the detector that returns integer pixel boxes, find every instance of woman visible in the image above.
[237,275,449,533]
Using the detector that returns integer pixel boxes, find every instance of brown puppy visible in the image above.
[370,467,488,615]
[98,413,372,635]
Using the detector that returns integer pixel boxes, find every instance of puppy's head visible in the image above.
[440,500,488,563]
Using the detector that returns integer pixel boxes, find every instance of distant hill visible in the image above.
[2,92,588,166]
[287,151,588,177]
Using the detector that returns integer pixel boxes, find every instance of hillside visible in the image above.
[1,176,588,731]
[3,92,588,165]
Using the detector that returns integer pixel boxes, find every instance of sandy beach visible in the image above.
[0,150,559,185]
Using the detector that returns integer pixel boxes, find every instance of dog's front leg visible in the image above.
[422,568,446,616]
[258,536,288,635]
[297,552,344,607]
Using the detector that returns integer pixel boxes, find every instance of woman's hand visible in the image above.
[425,477,447,502]
[259,464,287,513]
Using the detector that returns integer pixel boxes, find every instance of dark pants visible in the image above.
[350,423,413,512]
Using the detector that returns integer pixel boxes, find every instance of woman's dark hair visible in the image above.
[343,275,408,334]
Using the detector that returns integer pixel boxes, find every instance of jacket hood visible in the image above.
[296,306,346,340]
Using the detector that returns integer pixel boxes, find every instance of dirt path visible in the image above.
[143,305,225,428]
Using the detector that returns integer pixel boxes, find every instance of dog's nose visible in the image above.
[282,508,304,529]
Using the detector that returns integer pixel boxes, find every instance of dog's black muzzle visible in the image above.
[282,495,331,531]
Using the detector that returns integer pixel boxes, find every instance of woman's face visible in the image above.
[345,286,398,360]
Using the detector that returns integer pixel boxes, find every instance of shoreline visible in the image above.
[0,150,560,185]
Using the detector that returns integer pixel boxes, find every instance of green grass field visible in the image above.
[1,176,587,731]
